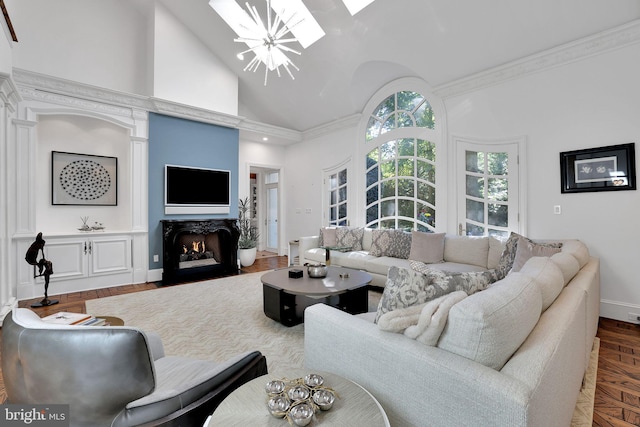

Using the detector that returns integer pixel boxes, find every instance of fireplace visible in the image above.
[161,219,240,284]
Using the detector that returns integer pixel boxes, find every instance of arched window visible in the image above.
[364,90,439,231]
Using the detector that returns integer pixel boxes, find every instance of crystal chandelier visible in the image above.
[234,0,303,85]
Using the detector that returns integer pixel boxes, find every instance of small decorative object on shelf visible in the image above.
[78,216,92,232]
[91,221,105,231]
[264,374,338,426]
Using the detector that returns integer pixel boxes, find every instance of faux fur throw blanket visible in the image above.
[377,291,468,345]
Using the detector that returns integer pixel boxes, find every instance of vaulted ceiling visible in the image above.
[134,1,640,133]
[156,0,640,133]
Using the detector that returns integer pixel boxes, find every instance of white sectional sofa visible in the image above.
[299,227,505,288]
[303,230,600,427]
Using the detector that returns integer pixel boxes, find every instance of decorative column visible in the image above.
[0,73,22,323]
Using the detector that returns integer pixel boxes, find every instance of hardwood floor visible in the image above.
[1,255,639,426]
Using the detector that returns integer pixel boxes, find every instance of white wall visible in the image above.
[0,19,13,75]
[444,43,640,321]
[152,3,238,115]
[7,0,147,95]
[284,126,359,241]
[35,115,132,232]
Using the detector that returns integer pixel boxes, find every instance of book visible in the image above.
[41,312,92,325]
[80,317,106,327]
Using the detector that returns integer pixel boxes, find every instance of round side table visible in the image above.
[206,369,389,426]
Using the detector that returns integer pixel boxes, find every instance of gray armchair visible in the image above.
[2,308,267,427]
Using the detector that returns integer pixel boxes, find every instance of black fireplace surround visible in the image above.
[161,219,240,284]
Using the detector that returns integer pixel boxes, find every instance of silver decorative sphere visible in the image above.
[289,403,314,426]
[267,395,290,418]
[304,373,324,387]
[312,389,335,410]
[287,385,311,401]
[265,379,286,395]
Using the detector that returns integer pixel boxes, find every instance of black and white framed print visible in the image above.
[560,143,636,193]
[51,151,118,205]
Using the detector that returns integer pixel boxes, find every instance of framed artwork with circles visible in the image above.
[51,151,118,206]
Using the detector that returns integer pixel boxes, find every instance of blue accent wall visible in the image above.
[148,113,239,270]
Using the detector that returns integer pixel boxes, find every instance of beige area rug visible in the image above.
[85,272,381,374]
[85,273,597,423]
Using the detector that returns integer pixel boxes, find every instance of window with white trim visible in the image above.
[364,91,437,231]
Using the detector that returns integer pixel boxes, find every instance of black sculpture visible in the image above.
[25,232,58,307]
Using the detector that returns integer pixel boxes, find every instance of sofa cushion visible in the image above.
[334,251,377,271]
[370,229,412,259]
[511,236,562,272]
[336,227,364,251]
[363,256,409,276]
[518,256,564,311]
[408,231,445,263]
[318,227,337,247]
[550,252,581,286]
[561,240,590,268]
[443,236,489,268]
[375,265,497,323]
[437,272,542,370]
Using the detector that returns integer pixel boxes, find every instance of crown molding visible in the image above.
[11,68,303,143]
[303,114,362,141]
[434,19,640,99]
[0,72,21,111]
[239,118,302,143]
[13,69,149,110]
[149,97,243,128]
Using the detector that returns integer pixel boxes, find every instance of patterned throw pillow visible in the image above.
[335,227,364,251]
[496,232,562,279]
[370,229,413,258]
[375,265,498,323]
[369,229,394,257]
[391,230,412,259]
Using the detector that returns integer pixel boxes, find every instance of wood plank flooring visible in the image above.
[1,255,639,426]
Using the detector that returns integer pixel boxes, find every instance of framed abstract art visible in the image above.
[51,151,118,205]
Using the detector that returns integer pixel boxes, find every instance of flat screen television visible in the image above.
[164,164,231,214]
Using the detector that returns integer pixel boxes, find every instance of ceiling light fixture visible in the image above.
[210,0,325,86]
[234,0,302,85]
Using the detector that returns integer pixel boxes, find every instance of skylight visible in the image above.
[341,0,376,15]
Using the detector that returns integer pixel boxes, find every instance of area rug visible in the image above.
[85,272,597,423]
[85,272,381,374]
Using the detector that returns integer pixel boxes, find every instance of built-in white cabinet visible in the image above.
[16,232,138,300]
[43,235,132,281]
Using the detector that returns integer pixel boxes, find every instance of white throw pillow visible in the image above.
[408,231,445,263]
[443,236,489,268]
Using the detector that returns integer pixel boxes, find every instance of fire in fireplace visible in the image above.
[178,234,218,268]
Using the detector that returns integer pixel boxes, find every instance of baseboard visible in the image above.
[147,268,163,283]
[600,299,640,324]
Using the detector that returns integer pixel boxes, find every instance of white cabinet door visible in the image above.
[89,236,132,275]
[43,238,88,281]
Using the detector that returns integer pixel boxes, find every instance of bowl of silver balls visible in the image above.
[264,374,338,426]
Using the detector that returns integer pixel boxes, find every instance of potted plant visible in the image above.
[238,197,259,267]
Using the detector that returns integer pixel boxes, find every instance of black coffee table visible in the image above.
[261,266,371,326]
